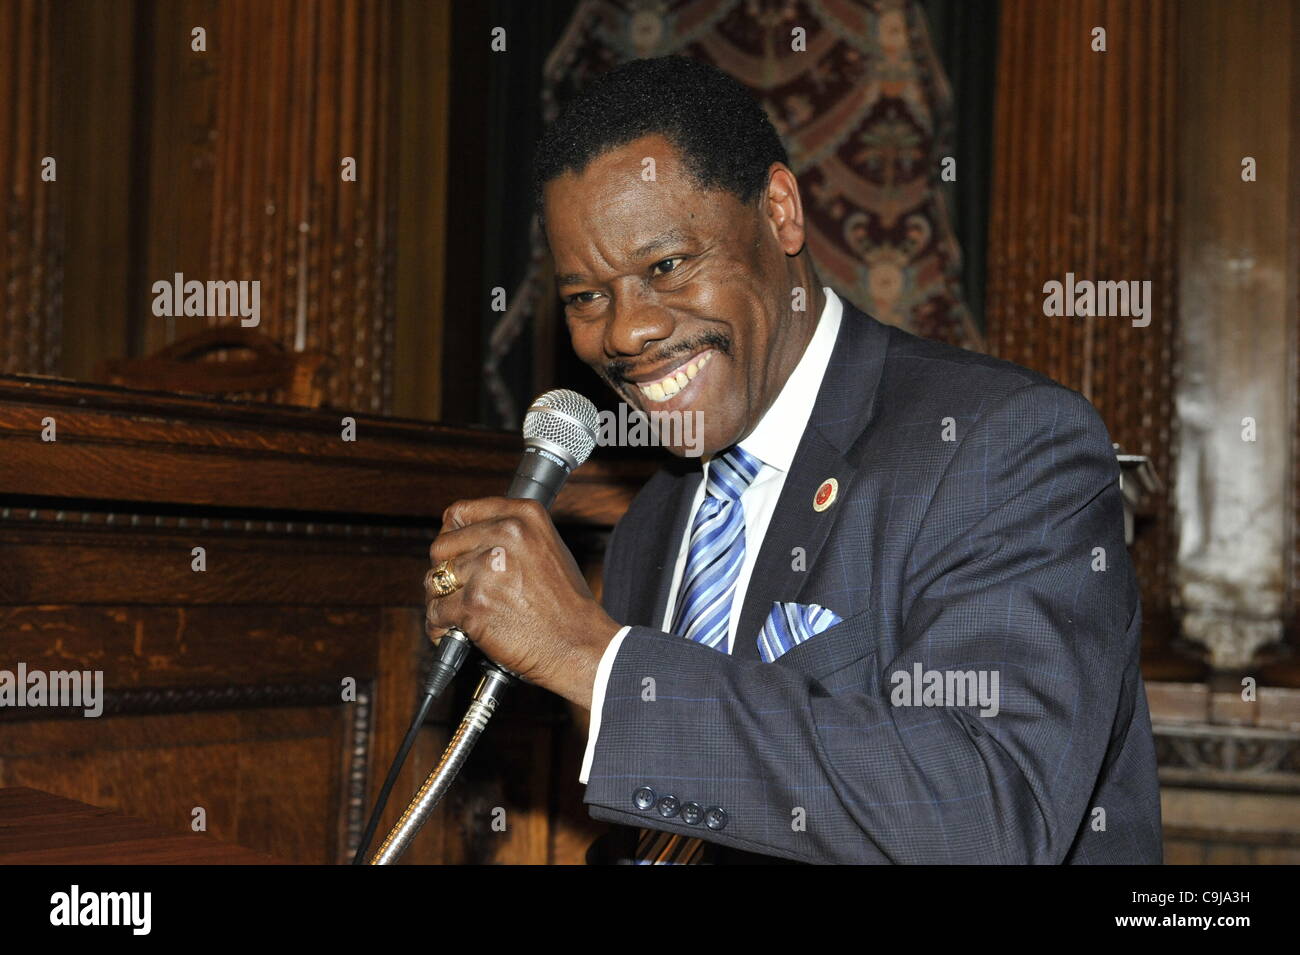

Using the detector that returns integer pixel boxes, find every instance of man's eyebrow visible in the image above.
[554,229,696,289]
[631,228,694,261]
[554,271,587,288]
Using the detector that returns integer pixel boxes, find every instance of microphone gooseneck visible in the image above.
[367,389,598,865]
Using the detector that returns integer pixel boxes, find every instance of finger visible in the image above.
[430,507,535,565]
[441,496,546,532]
[425,586,460,637]
[423,543,501,631]
[422,555,481,605]
[423,564,453,602]
[434,522,499,566]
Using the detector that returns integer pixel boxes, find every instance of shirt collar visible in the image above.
[706,288,842,476]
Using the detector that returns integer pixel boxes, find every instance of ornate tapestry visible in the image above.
[486,0,981,426]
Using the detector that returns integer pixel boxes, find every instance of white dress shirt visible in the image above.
[580,289,844,784]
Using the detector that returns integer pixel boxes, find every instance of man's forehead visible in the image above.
[565,133,686,181]
[542,137,753,276]
[546,148,698,217]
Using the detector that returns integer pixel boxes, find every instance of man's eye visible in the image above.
[564,291,599,306]
[650,257,685,276]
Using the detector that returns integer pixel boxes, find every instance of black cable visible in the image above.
[351,629,472,865]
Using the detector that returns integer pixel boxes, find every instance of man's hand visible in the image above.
[424,496,621,710]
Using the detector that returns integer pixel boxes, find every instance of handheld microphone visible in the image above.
[364,389,599,865]
[508,388,601,507]
[470,388,599,685]
[426,387,601,688]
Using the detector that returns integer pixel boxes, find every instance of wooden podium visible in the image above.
[0,787,284,864]
[0,375,655,864]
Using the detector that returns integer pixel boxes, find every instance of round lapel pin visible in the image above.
[813,478,838,512]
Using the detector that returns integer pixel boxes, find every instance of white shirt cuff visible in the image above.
[579,625,631,785]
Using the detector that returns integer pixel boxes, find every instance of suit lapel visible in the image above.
[731,301,890,660]
[732,428,858,659]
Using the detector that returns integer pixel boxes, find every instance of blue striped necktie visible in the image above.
[635,443,762,864]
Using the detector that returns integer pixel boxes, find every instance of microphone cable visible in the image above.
[350,628,471,865]
[356,388,600,864]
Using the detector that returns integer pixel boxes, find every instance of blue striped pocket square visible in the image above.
[757,601,843,663]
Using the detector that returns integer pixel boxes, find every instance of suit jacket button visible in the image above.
[656,795,680,818]
[704,807,728,831]
[680,802,704,825]
[633,787,656,810]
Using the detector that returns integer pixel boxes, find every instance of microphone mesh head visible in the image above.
[522,389,600,467]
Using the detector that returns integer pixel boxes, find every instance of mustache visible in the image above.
[605,331,733,385]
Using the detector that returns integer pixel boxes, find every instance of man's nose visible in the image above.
[604,288,674,357]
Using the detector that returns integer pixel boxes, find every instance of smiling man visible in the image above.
[424,55,1162,864]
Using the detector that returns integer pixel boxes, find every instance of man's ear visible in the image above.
[763,164,807,256]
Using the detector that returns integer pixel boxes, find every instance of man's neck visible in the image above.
[783,266,826,377]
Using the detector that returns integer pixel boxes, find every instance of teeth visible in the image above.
[638,350,712,403]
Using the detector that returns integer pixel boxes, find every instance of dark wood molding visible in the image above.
[0,374,655,524]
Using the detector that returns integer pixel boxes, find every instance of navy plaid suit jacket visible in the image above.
[585,301,1163,864]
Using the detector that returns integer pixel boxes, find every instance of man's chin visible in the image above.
[596,377,737,459]
[660,442,708,460]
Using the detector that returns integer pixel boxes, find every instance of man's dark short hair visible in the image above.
[531,55,789,232]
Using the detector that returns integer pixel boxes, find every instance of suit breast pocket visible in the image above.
[771,607,878,687]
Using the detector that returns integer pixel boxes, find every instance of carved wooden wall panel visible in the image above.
[142,0,399,413]
[986,0,1179,655]
[3,1,437,415]
[6,704,357,864]
[0,0,62,376]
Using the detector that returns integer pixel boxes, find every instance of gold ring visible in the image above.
[429,559,461,598]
